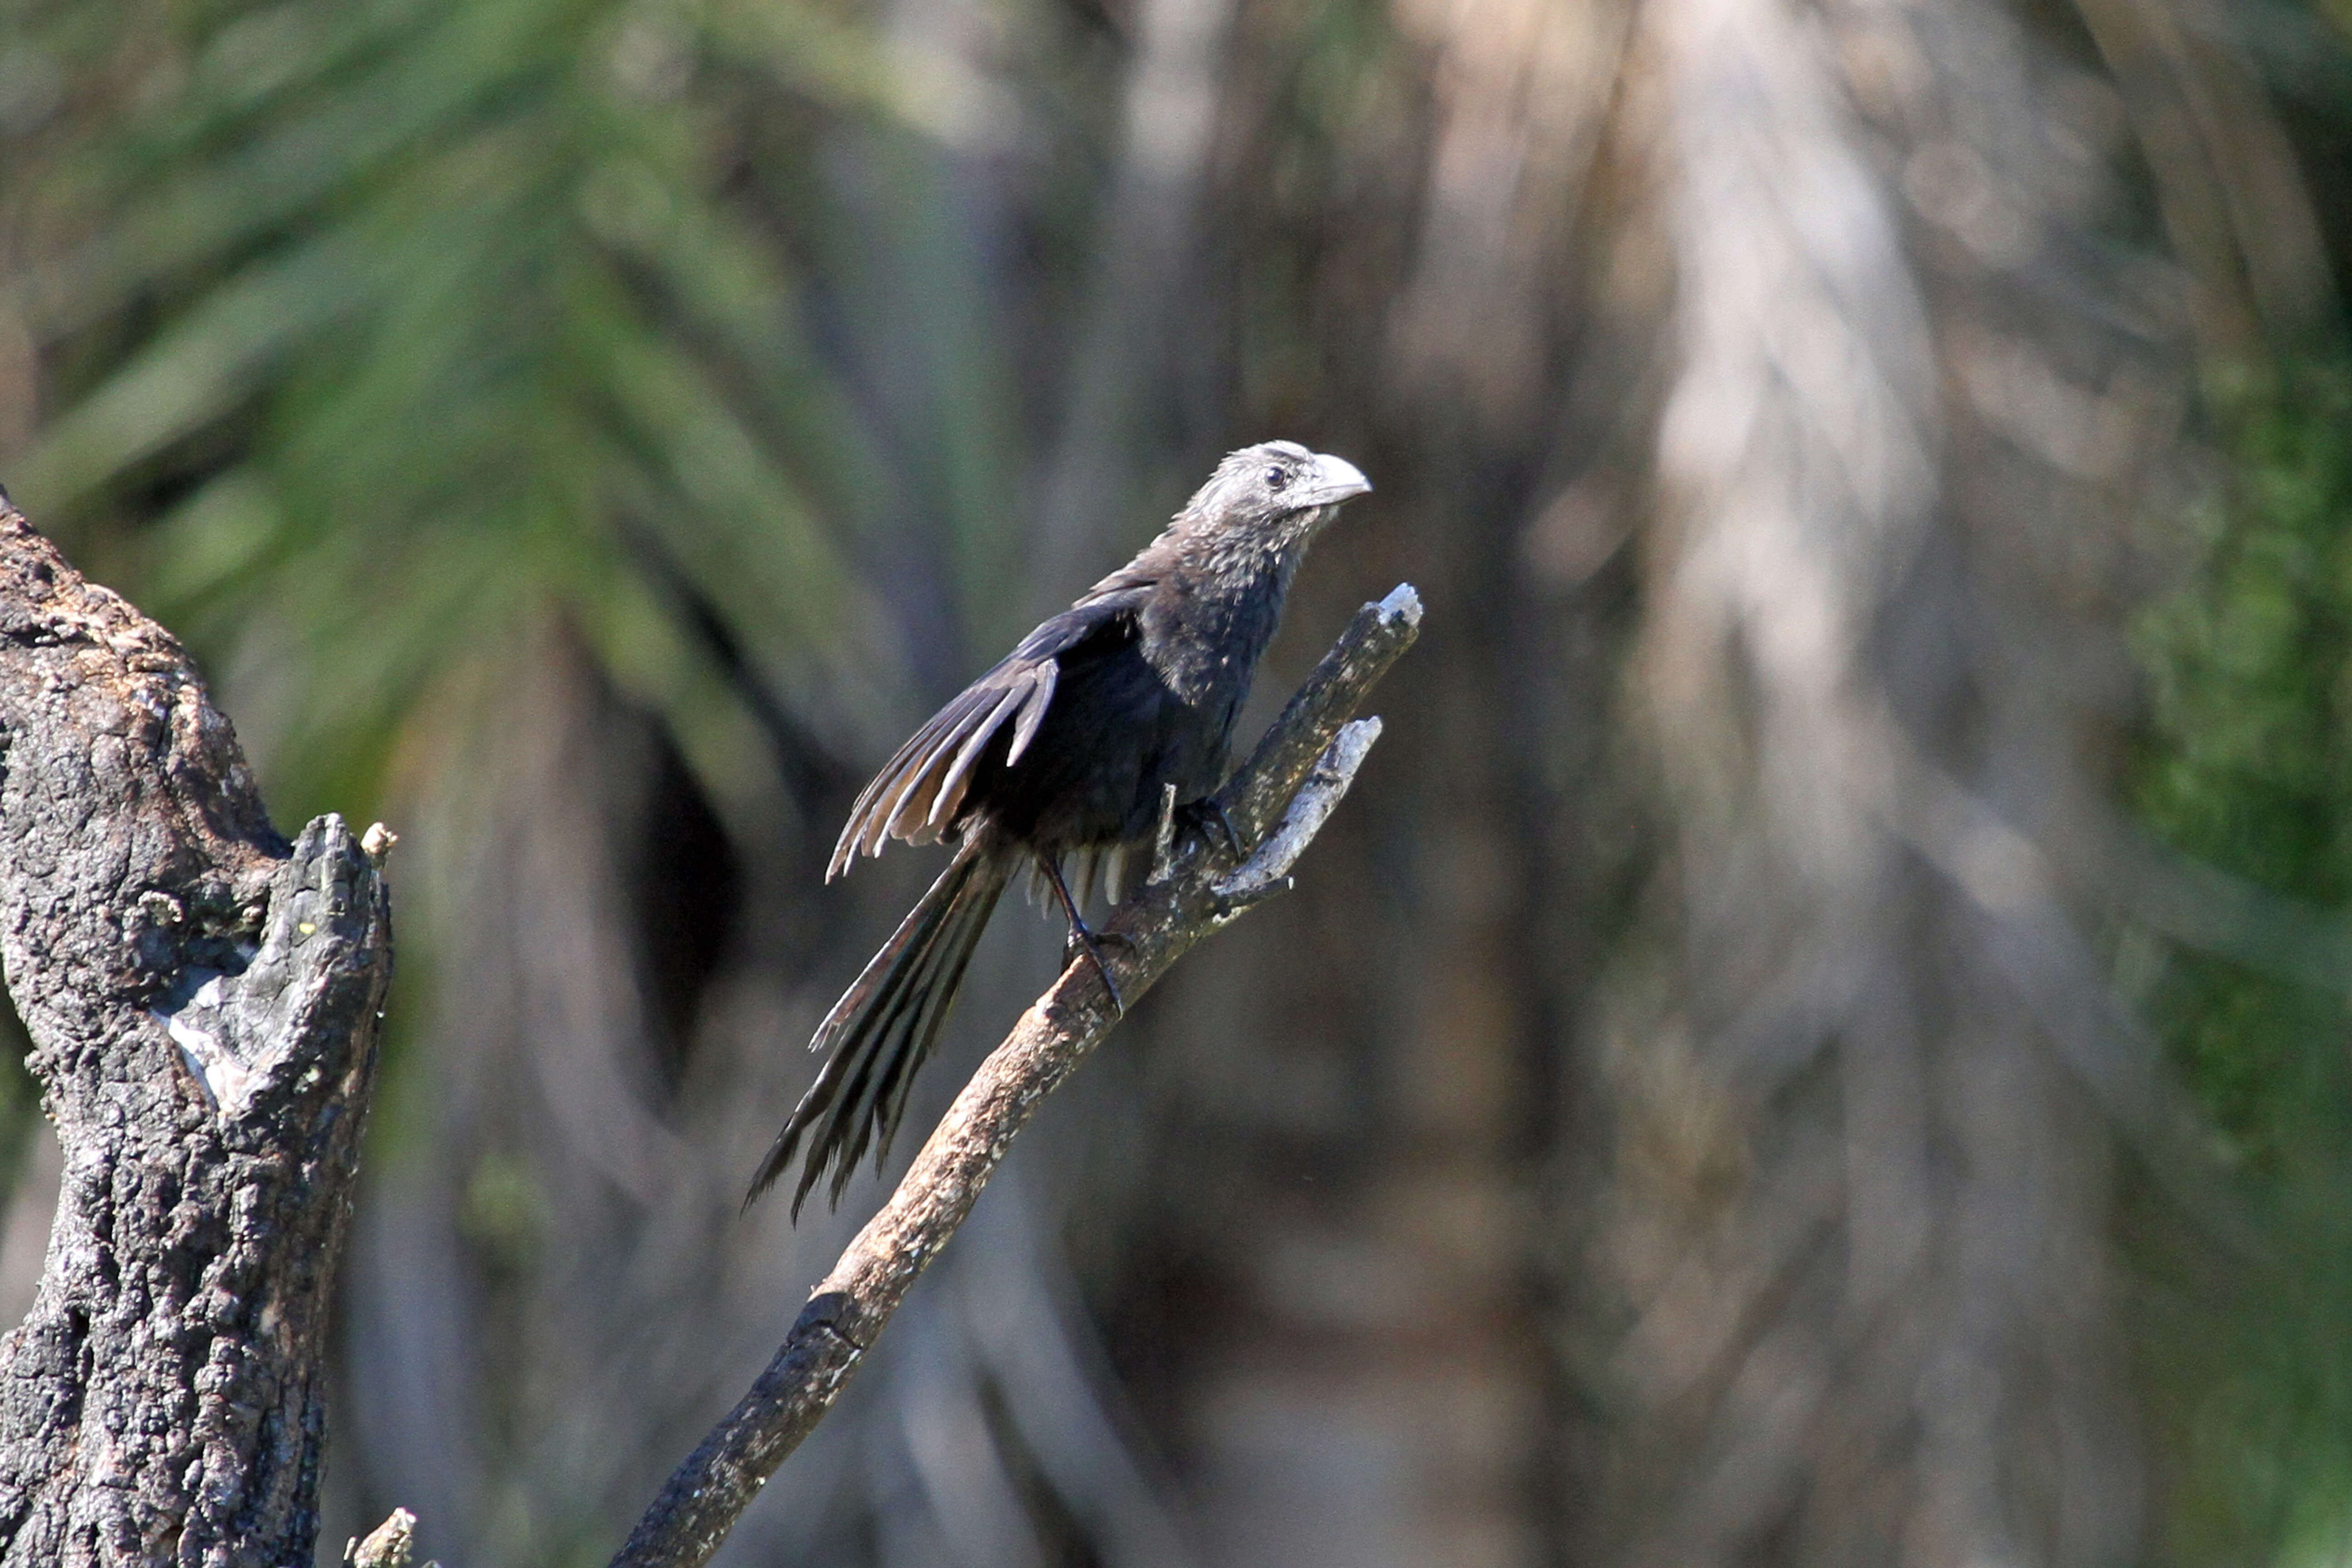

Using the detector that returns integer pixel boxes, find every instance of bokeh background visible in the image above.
[1,0,2350,1562]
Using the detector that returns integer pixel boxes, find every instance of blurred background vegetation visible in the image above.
[4,0,2352,1562]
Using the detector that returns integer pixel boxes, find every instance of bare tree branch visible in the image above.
[609,583,1423,1568]
[345,1509,423,1568]
[0,504,396,1566]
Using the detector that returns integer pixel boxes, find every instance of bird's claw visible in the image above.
[1063,926,1127,1014]
[1040,855,1127,1014]
[1179,797,1247,861]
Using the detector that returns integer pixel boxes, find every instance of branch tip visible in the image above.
[1214,717,1383,904]
[1375,582,1422,627]
[347,1508,419,1568]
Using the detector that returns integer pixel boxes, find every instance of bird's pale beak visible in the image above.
[1303,452,1372,506]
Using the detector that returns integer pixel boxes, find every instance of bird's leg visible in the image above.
[1178,796,1247,861]
[1042,856,1125,1014]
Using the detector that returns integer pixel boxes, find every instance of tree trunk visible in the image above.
[0,503,394,1566]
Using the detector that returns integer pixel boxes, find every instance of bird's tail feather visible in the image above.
[747,839,1011,1216]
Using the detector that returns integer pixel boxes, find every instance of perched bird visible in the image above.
[749,441,1373,1215]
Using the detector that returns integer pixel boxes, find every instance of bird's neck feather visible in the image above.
[1143,508,1324,700]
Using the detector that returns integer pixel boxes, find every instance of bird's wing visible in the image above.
[828,584,1154,879]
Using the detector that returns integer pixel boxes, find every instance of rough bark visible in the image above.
[609,584,1422,1568]
[0,503,395,1566]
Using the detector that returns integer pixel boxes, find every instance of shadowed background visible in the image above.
[1,0,2351,1562]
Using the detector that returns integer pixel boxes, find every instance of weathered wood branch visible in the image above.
[610,583,1424,1568]
[0,504,395,1566]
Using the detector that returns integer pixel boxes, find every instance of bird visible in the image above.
[747,440,1373,1215]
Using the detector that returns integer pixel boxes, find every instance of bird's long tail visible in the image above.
[747,838,1012,1216]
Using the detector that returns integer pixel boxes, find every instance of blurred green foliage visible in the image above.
[3,0,897,823]
[2132,364,2352,1565]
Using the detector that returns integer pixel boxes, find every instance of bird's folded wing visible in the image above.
[828,585,1153,879]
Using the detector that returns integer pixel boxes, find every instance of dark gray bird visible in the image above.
[749,440,1372,1214]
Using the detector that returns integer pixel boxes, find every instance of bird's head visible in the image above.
[1181,441,1372,546]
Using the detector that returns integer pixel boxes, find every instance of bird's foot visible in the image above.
[1061,921,1127,1014]
[1040,854,1127,1014]
[1179,797,1247,861]
[1075,927,1141,954]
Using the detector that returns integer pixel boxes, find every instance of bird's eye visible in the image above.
[1264,466,1290,490]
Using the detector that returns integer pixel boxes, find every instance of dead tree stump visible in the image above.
[0,504,394,1566]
